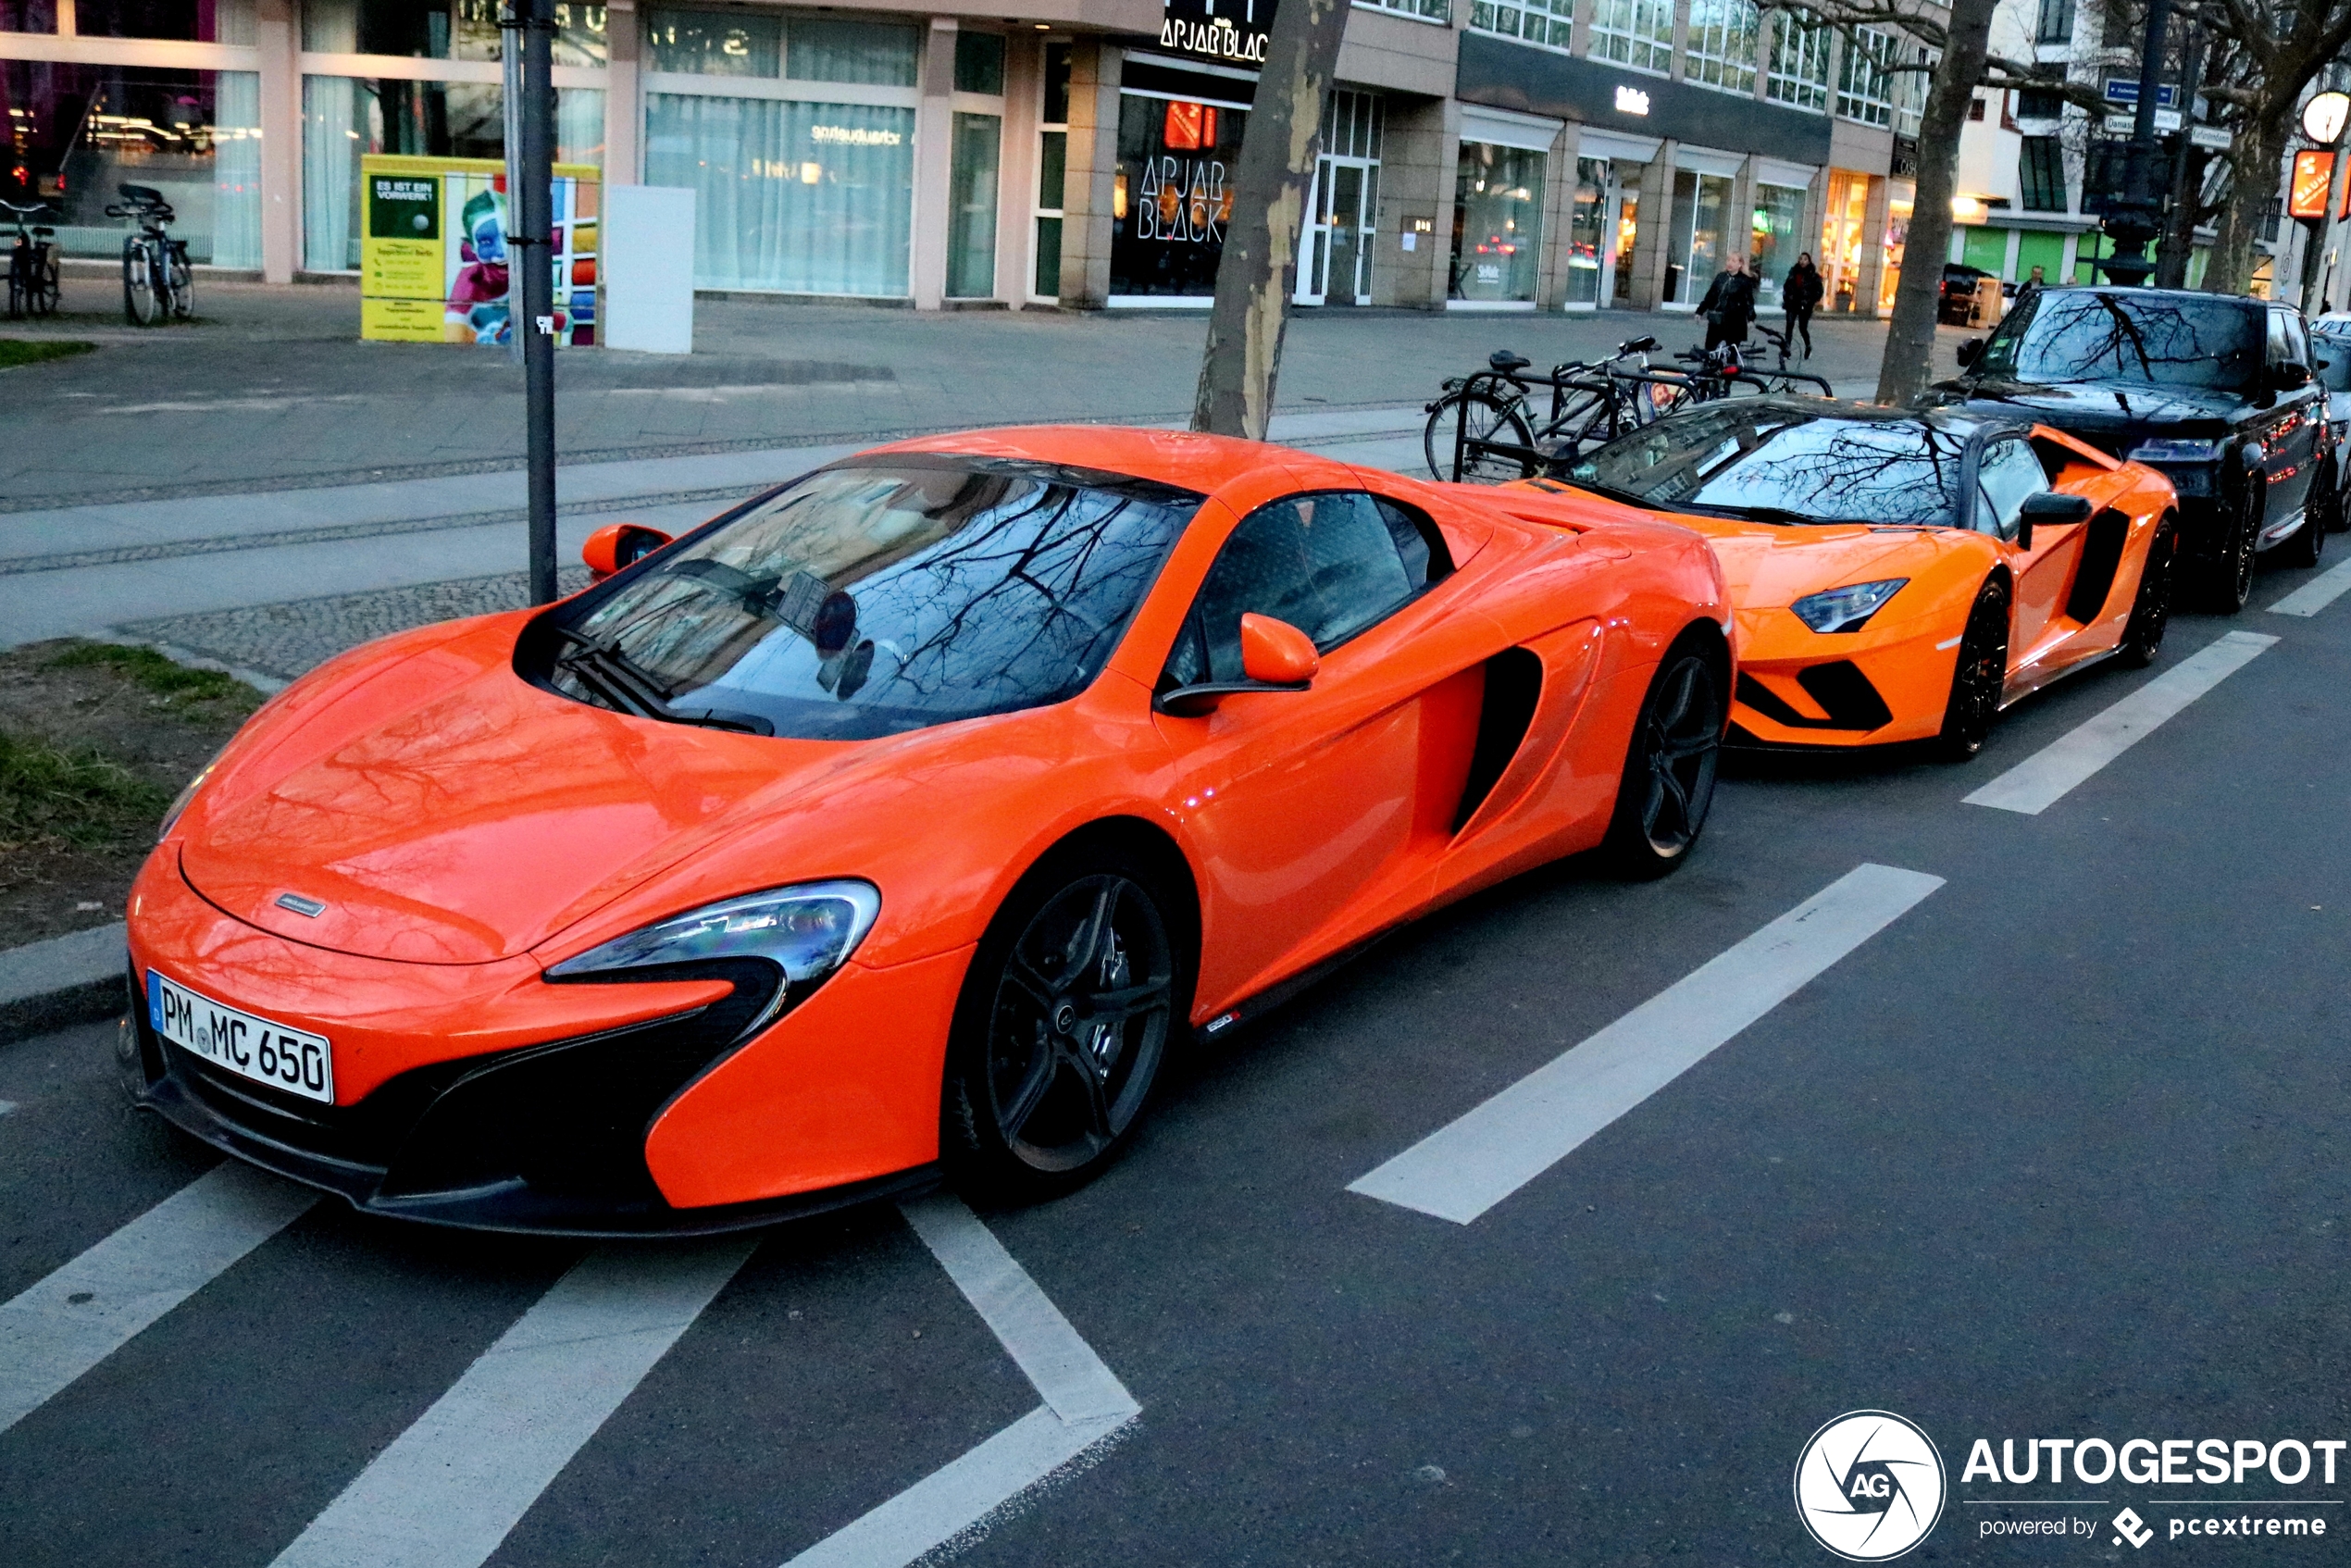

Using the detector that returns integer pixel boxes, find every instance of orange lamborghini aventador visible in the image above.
[125,427,1731,1233]
[1511,399,2179,758]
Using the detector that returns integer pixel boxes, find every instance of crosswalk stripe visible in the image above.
[0,1162,317,1434]
[780,1196,1139,1568]
[1962,630,2276,815]
[1348,864,1946,1225]
[269,1237,757,1568]
[2268,554,2351,616]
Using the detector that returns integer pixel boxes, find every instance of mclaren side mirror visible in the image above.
[1956,337,1985,369]
[2014,491,2093,551]
[1154,613,1321,716]
[583,522,674,581]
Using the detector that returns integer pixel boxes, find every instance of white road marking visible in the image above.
[1962,630,2277,815]
[0,1162,316,1433]
[1349,865,1945,1225]
[2268,554,2351,616]
[270,1238,757,1568]
[782,1195,1139,1568]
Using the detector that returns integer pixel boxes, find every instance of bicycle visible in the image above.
[104,183,192,326]
[4,199,61,320]
[1424,336,1679,484]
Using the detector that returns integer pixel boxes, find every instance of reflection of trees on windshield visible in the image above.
[1982,294,2261,390]
[555,462,1195,740]
[1577,406,1970,526]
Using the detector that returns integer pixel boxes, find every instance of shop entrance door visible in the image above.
[1604,184,1639,309]
[1300,156,1376,305]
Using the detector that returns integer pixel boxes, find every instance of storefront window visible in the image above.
[0,62,260,262]
[1033,42,1069,300]
[947,111,999,298]
[75,0,251,42]
[1112,92,1246,299]
[644,93,913,296]
[1749,181,1805,307]
[1664,168,1729,305]
[1565,157,1607,306]
[2,0,58,34]
[1877,179,1912,314]
[301,78,603,270]
[645,8,914,85]
[303,0,607,66]
[1450,141,1542,305]
[953,31,1004,95]
[1822,168,1866,311]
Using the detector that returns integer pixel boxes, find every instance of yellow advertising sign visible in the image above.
[359,155,601,346]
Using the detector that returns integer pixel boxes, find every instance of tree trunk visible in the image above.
[1191,0,1350,439]
[2203,107,2290,297]
[1873,0,1996,404]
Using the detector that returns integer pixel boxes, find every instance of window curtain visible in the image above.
[302,75,362,270]
[645,93,914,295]
[557,86,605,167]
[211,68,263,268]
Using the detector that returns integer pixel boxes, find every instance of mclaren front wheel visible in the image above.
[1602,641,1723,878]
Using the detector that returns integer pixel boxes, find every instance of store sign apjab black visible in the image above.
[1160,0,1275,67]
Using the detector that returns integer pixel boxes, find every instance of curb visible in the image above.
[0,922,128,1044]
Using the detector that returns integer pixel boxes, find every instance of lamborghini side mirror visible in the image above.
[583,522,673,581]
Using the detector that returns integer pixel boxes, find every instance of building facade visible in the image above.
[0,0,1948,318]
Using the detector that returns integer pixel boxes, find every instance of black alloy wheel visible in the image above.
[2208,489,2259,614]
[2282,476,2329,569]
[1424,390,1536,484]
[2118,516,2177,669]
[1936,575,2011,762]
[1603,644,1723,877]
[944,850,1187,1197]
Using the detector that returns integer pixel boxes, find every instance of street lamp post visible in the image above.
[2096,0,2171,287]
[2299,90,2351,317]
[503,0,558,606]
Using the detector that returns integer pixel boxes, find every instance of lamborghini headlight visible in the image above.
[1790,579,1909,634]
[547,880,882,984]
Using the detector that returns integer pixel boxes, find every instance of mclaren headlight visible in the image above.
[2127,438,2220,464]
[1790,579,1908,634]
[547,881,882,985]
[157,756,220,841]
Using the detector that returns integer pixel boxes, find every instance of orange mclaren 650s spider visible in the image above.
[125,427,1732,1234]
[1511,398,2180,759]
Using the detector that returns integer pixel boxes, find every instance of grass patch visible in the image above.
[47,641,255,707]
[0,339,95,370]
[0,730,170,851]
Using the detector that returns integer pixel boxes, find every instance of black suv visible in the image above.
[1921,287,2331,611]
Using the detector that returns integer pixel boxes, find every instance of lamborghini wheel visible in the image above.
[944,845,1187,1198]
[2118,516,2176,669]
[1602,641,1723,878]
[1936,576,2010,762]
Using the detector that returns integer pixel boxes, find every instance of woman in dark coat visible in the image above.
[1696,255,1758,353]
[1784,253,1825,359]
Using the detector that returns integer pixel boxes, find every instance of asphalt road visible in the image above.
[4,554,2348,1566]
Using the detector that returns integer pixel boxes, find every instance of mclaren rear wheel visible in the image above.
[1936,575,2010,762]
[943,843,1188,1199]
[1602,641,1723,878]
[2118,515,2177,669]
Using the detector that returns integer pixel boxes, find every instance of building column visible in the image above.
[255,0,298,280]
[1626,144,1674,310]
[606,0,641,186]
[1059,37,1121,309]
[1373,94,1449,308]
[996,34,1041,305]
[912,18,958,309]
[1536,123,1577,309]
[1857,172,1890,317]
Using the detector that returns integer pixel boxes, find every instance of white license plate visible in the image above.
[149,970,334,1103]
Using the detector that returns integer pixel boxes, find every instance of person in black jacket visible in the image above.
[1784,253,1824,359]
[1696,255,1758,353]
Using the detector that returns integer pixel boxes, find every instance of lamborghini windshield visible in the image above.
[1975,292,2262,390]
[537,456,1198,740]
[1569,404,1972,528]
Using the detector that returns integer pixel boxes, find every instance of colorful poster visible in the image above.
[360,155,599,347]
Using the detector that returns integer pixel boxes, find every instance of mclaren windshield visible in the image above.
[1568,404,1973,528]
[1974,292,2262,391]
[533,456,1199,740]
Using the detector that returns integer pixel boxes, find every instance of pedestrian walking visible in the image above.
[1784,253,1823,359]
[2010,264,2046,317]
[1698,255,1758,354]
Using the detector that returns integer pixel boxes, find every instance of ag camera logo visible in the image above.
[1795,1411,1947,1561]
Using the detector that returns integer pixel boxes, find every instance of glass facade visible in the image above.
[1565,157,1606,306]
[1588,0,1673,76]
[947,111,1000,299]
[1664,168,1729,305]
[1749,182,1805,308]
[1111,92,1246,298]
[1766,15,1832,111]
[1469,0,1571,53]
[1450,141,1542,304]
[1684,0,1759,96]
[1032,42,1069,300]
[645,93,914,296]
[303,0,608,66]
[644,7,914,83]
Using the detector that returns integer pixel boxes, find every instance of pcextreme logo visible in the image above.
[1795,1411,1949,1562]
